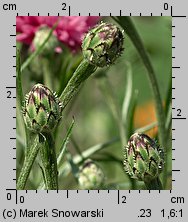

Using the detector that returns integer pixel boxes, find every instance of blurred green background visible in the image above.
[16,16,172,189]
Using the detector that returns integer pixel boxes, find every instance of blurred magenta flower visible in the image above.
[16,16,100,51]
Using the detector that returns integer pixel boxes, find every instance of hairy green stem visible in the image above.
[144,177,163,190]
[113,17,166,150]
[39,133,58,190]
[16,135,40,190]
[59,59,96,110]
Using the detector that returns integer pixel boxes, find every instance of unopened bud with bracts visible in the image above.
[33,26,58,55]
[78,159,105,190]
[124,133,164,183]
[82,22,124,67]
[22,84,62,133]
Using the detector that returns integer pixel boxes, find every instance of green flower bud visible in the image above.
[22,84,62,133]
[82,22,124,67]
[124,133,164,183]
[33,26,59,55]
[78,159,105,189]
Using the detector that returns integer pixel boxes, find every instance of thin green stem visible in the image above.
[16,135,40,190]
[39,133,58,190]
[59,59,96,110]
[113,17,166,150]
[144,177,163,190]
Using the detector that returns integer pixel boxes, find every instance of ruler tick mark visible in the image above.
[172,117,186,120]
[6,86,16,89]
[69,6,71,16]
[172,15,186,18]
[117,190,120,204]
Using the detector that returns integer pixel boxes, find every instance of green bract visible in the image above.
[78,159,105,189]
[124,133,164,182]
[82,22,124,67]
[22,84,62,133]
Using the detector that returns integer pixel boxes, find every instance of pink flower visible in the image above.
[16,16,100,51]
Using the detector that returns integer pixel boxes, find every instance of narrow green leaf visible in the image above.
[127,90,138,138]
[57,118,75,168]
[135,121,158,134]
[122,62,133,126]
